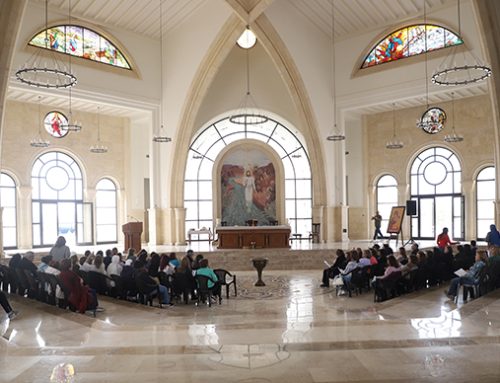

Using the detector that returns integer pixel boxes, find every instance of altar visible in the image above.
[216,225,291,249]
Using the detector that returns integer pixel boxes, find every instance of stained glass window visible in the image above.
[362,24,463,68]
[44,111,69,138]
[29,25,131,70]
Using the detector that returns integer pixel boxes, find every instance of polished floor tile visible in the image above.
[1,270,500,382]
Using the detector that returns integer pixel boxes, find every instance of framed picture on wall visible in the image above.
[387,206,405,234]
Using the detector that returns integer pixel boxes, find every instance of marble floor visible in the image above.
[1,271,500,382]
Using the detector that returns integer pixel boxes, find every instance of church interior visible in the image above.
[0,0,500,381]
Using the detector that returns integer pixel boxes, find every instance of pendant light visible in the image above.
[432,0,491,86]
[61,0,81,132]
[326,0,345,141]
[31,96,50,148]
[16,0,77,89]
[89,106,108,153]
[386,103,404,149]
[444,92,464,142]
[153,0,172,143]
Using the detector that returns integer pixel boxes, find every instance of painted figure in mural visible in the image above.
[243,170,256,213]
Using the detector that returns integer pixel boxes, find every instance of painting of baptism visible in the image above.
[221,148,276,226]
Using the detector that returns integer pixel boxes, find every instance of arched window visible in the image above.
[410,147,463,240]
[31,151,88,247]
[0,173,17,249]
[96,179,118,244]
[362,24,462,68]
[184,115,312,237]
[29,25,131,69]
[376,175,398,236]
[476,166,495,240]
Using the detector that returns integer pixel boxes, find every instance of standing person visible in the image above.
[49,236,71,262]
[0,291,18,320]
[243,170,256,213]
[485,224,500,247]
[436,227,458,250]
[371,211,383,240]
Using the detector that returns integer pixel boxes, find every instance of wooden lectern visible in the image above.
[122,222,143,252]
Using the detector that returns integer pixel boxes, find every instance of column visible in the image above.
[174,207,187,245]
[18,185,32,249]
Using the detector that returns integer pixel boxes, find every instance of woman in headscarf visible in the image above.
[107,255,123,277]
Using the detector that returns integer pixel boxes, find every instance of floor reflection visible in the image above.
[283,277,314,343]
[411,306,462,338]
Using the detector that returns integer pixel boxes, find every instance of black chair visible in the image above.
[194,275,220,307]
[214,269,237,299]
[44,273,64,306]
[172,272,192,304]
[135,278,162,307]
[0,264,10,292]
[24,269,41,300]
[374,271,402,302]
[36,271,50,303]
[487,261,500,291]
[110,274,127,300]
[15,268,30,297]
[87,271,112,295]
[78,270,90,285]
[456,266,489,303]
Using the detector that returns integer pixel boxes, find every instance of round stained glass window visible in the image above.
[44,111,69,138]
[420,107,447,134]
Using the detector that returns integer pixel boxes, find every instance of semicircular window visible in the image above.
[362,24,462,69]
[29,25,131,69]
[44,111,69,138]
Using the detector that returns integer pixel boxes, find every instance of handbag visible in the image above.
[332,275,344,286]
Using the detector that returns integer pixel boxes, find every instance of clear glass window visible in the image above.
[476,166,495,240]
[0,173,17,248]
[96,178,117,243]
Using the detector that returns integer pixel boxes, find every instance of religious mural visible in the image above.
[221,149,276,226]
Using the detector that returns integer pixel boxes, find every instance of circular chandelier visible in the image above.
[89,107,108,154]
[443,92,463,143]
[31,96,50,148]
[386,103,404,150]
[16,0,77,89]
[431,64,492,86]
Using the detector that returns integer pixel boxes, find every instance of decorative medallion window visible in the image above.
[476,166,495,240]
[44,111,69,138]
[184,115,312,237]
[362,24,463,68]
[29,25,131,69]
[376,175,398,236]
[0,173,17,249]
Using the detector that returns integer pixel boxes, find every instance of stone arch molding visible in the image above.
[168,13,327,242]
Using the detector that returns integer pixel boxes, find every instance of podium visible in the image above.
[122,222,143,252]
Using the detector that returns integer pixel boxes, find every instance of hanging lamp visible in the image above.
[386,103,404,149]
[153,0,172,143]
[89,106,108,153]
[60,0,81,132]
[444,92,464,142]
[326,0,345,142]
[229,22,268,125]
[432,0,491,86]
[16,0,77,89]
[31,96,50,148]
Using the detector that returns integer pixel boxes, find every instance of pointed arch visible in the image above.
[361,24,463,69]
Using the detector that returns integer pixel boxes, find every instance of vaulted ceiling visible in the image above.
[33,0,455,39]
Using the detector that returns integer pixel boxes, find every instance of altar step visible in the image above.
[199,249,333,271]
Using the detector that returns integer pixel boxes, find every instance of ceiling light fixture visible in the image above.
[16,0,77,89]
[444,92,464,142]
[60,0,81,132]
[416,0,435,132]
[237,26,257,49]
[326,0,345,142]
[386,103,404,149]
[230,23,268,125]
[153,0,172,143]
[432,0,491,86]
[31,96,50,148]
[90,106,108,153]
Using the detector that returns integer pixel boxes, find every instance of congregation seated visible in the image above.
[19,251,37,274]
[320,249,347,288]
[134,261,172,306]
[445,251,487,300]
[195,259,221,302]
[89,254,106,275]
[58,259,99,314]
[107,255,123,277]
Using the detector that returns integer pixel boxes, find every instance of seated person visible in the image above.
[58,259,100,314]
[195,259,221,299]
[374,255,401,282]
[0,291,18,320]
[359,250,372,268]
[320,249,347,287]
[19,251,38,274]
[445,251,486,300]
[134,261,172,306]
[107,255,123,277]
[89,254,106,275]
[397,247,408,265]
[340,251,360,285]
